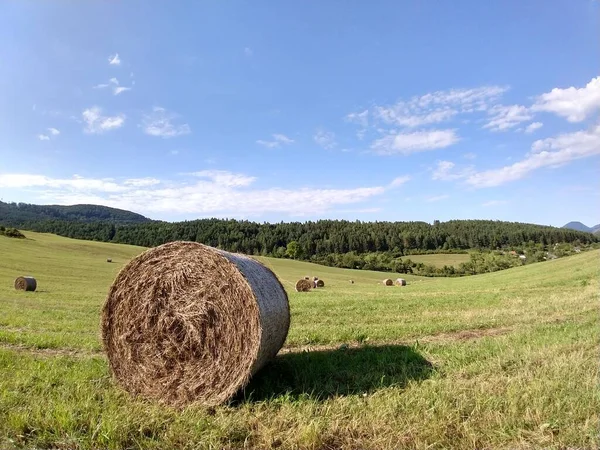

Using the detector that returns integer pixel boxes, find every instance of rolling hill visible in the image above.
[0,201,152,226]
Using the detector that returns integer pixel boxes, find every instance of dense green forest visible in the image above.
[2,202,597,276]
[6,216,596,254]
[0,201,151,225]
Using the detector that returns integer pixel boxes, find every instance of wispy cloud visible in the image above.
[426,194,450,202]
[82,107,125,134]
[113,86,131,95]
[484,104,533,131]
[48,128,60,136]
[466,124,600,187]
[142,107,190,138]
[431,160,474,181]
[388,176,411,188]
[532,76,600,122]
[244,47,253,57]
[94,77,132,95]
[108,53,121,65]
[371,129,459,155]
[313,129,337,150]
[256,133,295,148]
[463,152,477,160]
[364,85,508,129]
[37,134,50,141]
[0,170,395,218]
[524,122,543,134]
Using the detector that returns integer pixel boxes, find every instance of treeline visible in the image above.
[10,217,597,257]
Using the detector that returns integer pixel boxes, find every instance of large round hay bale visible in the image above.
[383,278,393,286]
[102,241,290,407]
[316,279,325,288]
[295,278,312,292]
[395,278,407,286]
[14,276,36,292]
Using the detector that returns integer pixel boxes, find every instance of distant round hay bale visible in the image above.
[383,278,393,286]
[14,276,36,292]
[102,241,290,407]
[295,278,312,292]
[304,276,310,280]
[349,280,354,284]
[106,258,113,263]
[395,278,407,286]
[316,279,325,288]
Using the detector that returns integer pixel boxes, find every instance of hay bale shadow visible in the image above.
[237,345,434,403]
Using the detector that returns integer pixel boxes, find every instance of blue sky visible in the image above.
[0,1,599,226]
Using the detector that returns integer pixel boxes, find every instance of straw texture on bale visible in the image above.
[395,278,407,286]
[102,241,290,407]
[315,279,325,288]
[295,279,312,292]
[14,276,36,292]
[383,278,393,286]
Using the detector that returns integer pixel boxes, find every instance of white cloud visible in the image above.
[313,130,337,149]
[123,178,161,187]
[47,128,60,136]
[82,107,125,134]
[113,86,131,95]
[37,134,50,141]
[256,134,295,148]
[388,176,411,188]
[426,194,450,202]
[370,85,508,129]
[463,152,477,160]
[482,200,508,207]
[244,47,253,57]
[376,107,457,128]
[346,110,369,127]
[524,122,543,134]
[466,124,600,188]
[109,78,119,85]
[484,104,533,131]
[142,107,190,138]
[0,170,394,217]
[108,53,121,65]
[371,129,459,155]
[0,174,126,192]
[94,83,109,89]
[532,76,600,122]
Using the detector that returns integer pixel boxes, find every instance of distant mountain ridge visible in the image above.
[0,201,152,226]
[562,221,600,234]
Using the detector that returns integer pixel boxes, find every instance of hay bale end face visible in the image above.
[395,278,407,286]
[102,241,290,407]
[316,279,325,288]
[106,258,112,263]
[349,280,354,284]
[295,278,312,292]
[14,276,36,292]
[383,278,393,286]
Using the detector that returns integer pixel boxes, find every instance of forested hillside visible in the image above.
[10,216,596,257]
[0,201,151,225]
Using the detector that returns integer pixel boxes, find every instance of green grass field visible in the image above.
[403,253,471,268]
[0,231,598,449]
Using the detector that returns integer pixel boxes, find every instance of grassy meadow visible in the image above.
[0,231,598,449]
